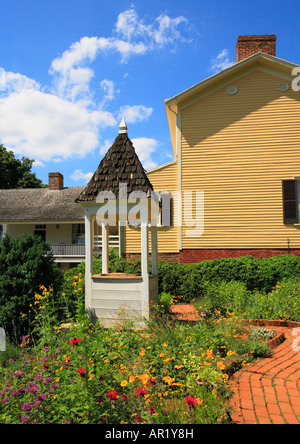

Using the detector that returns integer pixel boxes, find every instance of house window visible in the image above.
[282,179,300,224]
[72,224,85,244]
[34,225,46,242]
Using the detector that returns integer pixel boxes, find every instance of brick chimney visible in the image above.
[236,35,276,63]
[49,172,64,190]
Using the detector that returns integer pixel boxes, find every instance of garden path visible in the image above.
[170,304,300,424]
[230,326,300,424]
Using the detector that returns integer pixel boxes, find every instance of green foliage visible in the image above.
[0,293,266,424]
[158,292,174,313]
[0,234,63,342]
[250,327,276,342]
[204,280,249,313]
[157,255,300,302]
[243,277,300,321]
[0,144,45,188]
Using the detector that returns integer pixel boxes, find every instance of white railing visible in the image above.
[51,235,120,257]
[93,235,120,251]
[51,244,85,257]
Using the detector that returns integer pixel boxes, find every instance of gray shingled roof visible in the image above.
[76,133,153,202]
[0,187,85,222]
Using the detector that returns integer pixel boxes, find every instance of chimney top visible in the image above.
[49,172,64,191]
[236,34,276,63]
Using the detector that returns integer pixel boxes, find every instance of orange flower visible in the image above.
[160,352,165,358]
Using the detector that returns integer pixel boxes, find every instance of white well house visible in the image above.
[77,120,159,328]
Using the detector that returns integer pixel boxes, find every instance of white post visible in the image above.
[3,224,7,236]
[102,222,109,274]
[84,209,93,310]
[141,220,150,319]
[151,225,158,275]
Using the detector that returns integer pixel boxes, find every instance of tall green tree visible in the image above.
[0,144,45,188]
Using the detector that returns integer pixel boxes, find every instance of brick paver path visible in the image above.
[230,327,300,424]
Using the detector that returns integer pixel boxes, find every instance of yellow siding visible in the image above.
[181,69,300,249]
[124,161,179,253]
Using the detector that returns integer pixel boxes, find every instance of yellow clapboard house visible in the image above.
[124,35,300,263]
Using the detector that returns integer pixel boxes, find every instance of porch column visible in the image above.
[84,209,93,309]
[151,225,158,275]
[141,220,150,318]
[2,224,7,236]
[102,222,109,274]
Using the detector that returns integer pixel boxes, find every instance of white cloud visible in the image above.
[71,169,93,182]
[0,7,190,164]
[100,79,117,107]
[132,137,159,170]
[115,8,189,48]
[0,88,115,161]
[210,49,235,73]
[118,105,153,123]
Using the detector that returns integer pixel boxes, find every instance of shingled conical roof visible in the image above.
[76,125,153,202]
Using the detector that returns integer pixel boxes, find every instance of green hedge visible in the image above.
[65,253,300,303]
[157,255,300,301]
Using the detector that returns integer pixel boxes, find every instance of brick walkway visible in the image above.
[169,305,300,424]
[230,327,300,424]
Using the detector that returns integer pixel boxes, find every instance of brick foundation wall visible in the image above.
[125,248,300,264]
[179,249,300,264]
[125,253,180,263]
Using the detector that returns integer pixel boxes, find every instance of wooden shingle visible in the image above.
[76,133,153,202]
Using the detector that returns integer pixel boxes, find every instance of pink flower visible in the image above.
[77,368,87,377]
[70,338,81,346]
[105,390,119,401]
[184,396,203,409]
[134,387,148,397]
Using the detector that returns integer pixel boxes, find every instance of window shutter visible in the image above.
[161,193,173,227]
[282,180,298,224]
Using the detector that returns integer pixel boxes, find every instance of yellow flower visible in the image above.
[139,350,146,357]
[139,374,150,385]
[162,343,168,347]
[159,352,165,358]
[163,376,175,385]
[217,361,225,371]
[121,380,128,387]
[174,364,184,369]
[129,375,136,383]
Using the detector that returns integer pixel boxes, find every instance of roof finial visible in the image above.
[119,117,127,134]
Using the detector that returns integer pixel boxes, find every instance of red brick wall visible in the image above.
[125,253,180,263]
[236,35,276,62]
[125,249,300,264]
[179,249,300,264]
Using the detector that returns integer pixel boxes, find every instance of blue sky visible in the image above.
[0,0,299,187]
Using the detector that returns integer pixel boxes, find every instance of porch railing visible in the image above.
[51,244,85,257]
[51,235,120,257]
